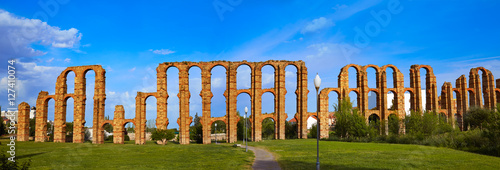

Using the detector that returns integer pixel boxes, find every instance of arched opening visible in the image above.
[368,91,379,110]
[189,66,202,120]
[496,90,500,104]
[468,90,475,108]
[404,90,414,115]
[211,120,226,143]
[47,99,55,142]
[65,97,74,143]
[237,93,251,141]
[419,68,428,111]
[262,92,275,114]
[211,66,227,118]
[328,91,339,112]
[388,114,399,135]
[102,123,113,143]
[367,67,377,88]
[285,65,298,122]
[84,70,95,142]
[123,122,136,144]
[236,64,251,89]
[349,91,359,108]
[66,71,75,94]
[348,66,358,88]
[261,65,275,89]
[145,96,157,133]
[167,67,180,129]
[478,69,486,107]
[386,67,396,89]
[368,114,380,134]
[262,117,275,140]
[387,91,396,110]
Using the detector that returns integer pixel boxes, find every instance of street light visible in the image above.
[314,73,321,170]
[244,106,248,152]
[215,123,217,144]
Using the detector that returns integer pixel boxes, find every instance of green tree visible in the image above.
[0,120,7,136]
[237,113,251,141]
[262,118,275,140]
[388,114,400,135]
[29,118,36,137]
[285,121,298,139]
[190,113,203,143]
[151,129,175,145]
[66,122,74,135]
[211,121,226,133]
[333,97,370,139]
[104,116,113,133]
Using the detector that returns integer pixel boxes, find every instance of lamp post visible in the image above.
[314,73,321,170]
[215,123,217,144]
[245,106,248,152]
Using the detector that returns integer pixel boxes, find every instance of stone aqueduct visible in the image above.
[15,60,500,145]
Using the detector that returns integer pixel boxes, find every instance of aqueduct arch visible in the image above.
[16,61,500,144]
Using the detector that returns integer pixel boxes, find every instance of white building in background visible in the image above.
[307,116,317,129]
[367,89,426,115]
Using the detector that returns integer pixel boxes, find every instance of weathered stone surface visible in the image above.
[22,61,500,145]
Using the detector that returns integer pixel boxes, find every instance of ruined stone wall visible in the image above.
[20,61,500,145]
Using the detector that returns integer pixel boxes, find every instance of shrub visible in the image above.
[106,135,113,141]
[151,129,175,145]
[124,135,130,141]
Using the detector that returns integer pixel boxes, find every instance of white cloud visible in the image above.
[46,58,55,63]
[64,58,71,62]
[332,4,348,11]
[129,67,136,72]
[150,49,175,55]
[0,10,82,59]
[301,17,334,33]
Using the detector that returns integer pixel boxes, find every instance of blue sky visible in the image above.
[1,0,499,129]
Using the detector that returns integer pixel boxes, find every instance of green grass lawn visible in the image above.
[246,139,500,170]
[0,139,254,170]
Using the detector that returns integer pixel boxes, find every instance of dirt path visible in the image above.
[241,145,281,170]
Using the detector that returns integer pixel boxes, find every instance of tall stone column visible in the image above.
[113,105,125,144]
[395,70,405,134]
[427,71,439,112]
[469,71,479,107]
[410,66,422,112]
[178,65,191,144]
[318,89,329,139]
[297,63,309,139]
[252,66,262,142]
[54,75,67,143]
[35,91,49,142]
[135,92,144,144]
[94,69,106,144]
[17,102,30,141]
[156,66,168,130]
[201,66,213,144]
[276,64,286,140]
[456,75,467,130]
[227,64,238,143]
[73,72,86,143]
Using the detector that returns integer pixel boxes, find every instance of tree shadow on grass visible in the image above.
[17,152,47,159]
[280,160,389,170]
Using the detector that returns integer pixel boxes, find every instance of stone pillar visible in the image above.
[395,70,406,134]
[35,91,49,142]
[469,70,479,107]
[94,69,106,144]
[410,65,421,112]
[227,64,238,143]
[156,65,168,130]
[135,92,144,144]
[318,89,329,138]
[456,75,468,130]
[427,69,439,112]
[359,67,368,116]
[201,66,213,144]
[276,64,286,140]
[17,102,30,141]
[178,64,192,144]
[54,75,67,143]
[73,71,86,143]
[113,105,125,144]
[252,66,262,142]
[442,82,455,128]
[297,62,309,139]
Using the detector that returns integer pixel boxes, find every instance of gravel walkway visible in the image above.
[241,145,281,170]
